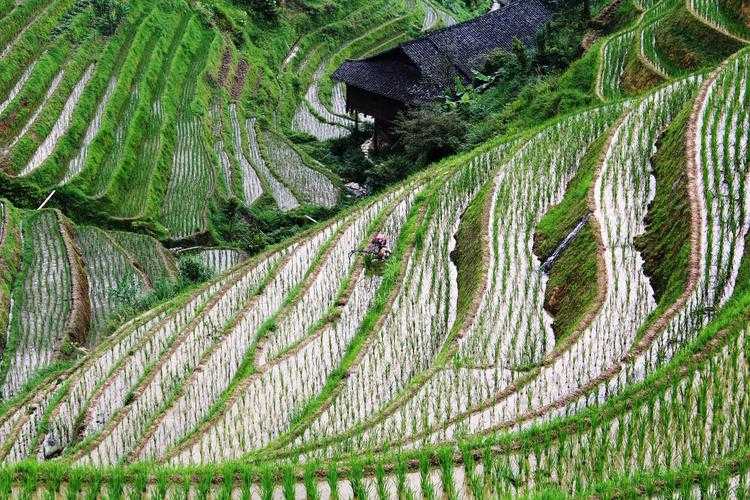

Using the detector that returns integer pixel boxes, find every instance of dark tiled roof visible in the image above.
[333,0,552,105]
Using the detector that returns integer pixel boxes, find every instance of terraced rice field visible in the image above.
[1,211,79,399]
[75,226,150,346]
[597,29,635,99]
[229,104,264,206]
[1,0,750,497]
[246,118,300,211]
[262,131,340,208]
[689,0,750,42]
[177,247,248,277]
[0,0,367,239]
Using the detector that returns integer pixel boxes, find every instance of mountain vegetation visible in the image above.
[0,0,748,497]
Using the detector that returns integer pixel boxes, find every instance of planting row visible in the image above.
[0,172,418,464]
[292,101,351,141]
[302,104,624,459]
[262,131,340,208]
[178,247,248,277]
[0,206,187,457]
[1,211,78,400]
[0,4,256,238]
[166,189,416,463]
[500,50,750,441]
[229,104,264,206]
[105,10,196,221]
[640,16,674,79]
[245,118,300,211]
[688,0,750,42]
[38,286,221,462]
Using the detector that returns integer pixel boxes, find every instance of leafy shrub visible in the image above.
[178,256,214,285]
[90,0,129,35]
[210,197,338,254]
[392,103,467,165]
[232,0,279,22]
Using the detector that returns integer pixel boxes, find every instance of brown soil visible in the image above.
[622,57,665,94]
[58,214,91,349]
[229,59,250,101]
[218,49,232,87]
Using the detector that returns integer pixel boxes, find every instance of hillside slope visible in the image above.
[0,0,749,498]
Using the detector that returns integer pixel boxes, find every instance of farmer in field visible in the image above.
[368,233,391,260]
[351,233,391,261]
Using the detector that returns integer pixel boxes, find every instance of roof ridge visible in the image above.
[403,0,530,44]
[333,0,552,107]
[424,37,472,81]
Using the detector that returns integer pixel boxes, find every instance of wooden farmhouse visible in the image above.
[333,0,552,149]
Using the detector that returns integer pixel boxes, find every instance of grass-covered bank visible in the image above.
[533,133,608,341]
[634,103,692,311]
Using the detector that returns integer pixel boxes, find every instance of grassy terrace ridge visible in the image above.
[0,0,749,496]
[533,132,609,341]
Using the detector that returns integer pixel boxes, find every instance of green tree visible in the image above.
[393,104,466,164]
[233,0,279,21]
[91,0,129,35]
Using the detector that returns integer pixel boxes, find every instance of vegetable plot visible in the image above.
[210,101,233,193]
[419,1,456,31]
[0,0,63,59]
[494,54,750,439]
[640,17,673,79]
[86,17,161,198]
[72,247,286,465]
[159,115,216,239]
[304,65,356,129]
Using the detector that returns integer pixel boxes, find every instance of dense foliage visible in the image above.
[354,1,604,186]
[1,0,750,496]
